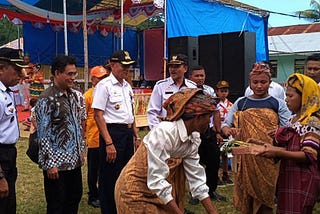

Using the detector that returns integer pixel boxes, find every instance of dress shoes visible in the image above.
[210,191,227,201]
[188,197,200,205]
[184,208,194,214]
[88,199,100,208]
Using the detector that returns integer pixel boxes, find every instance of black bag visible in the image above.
[26,132,39,164]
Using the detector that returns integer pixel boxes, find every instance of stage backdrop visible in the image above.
[23,21,139,68]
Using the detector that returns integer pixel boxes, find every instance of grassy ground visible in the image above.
[16,136,320,213]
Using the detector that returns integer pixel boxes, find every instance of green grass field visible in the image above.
[15,137,320,213]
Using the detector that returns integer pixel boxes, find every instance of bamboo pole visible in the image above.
[83,0,89,91]
[163,0,167,79]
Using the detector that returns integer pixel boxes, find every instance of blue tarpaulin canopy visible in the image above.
[1,0,269,69]
[167,0,268,61]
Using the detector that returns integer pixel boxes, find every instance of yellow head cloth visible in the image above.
[286,73,320,126]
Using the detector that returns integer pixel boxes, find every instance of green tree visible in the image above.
[295,0,320,22]
[137,13,164,30]
[0,17,22,46]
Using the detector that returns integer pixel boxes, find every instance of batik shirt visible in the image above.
[36,85,86,171]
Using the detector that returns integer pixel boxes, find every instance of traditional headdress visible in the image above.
[249,62,272,79]
[161,88,217,121]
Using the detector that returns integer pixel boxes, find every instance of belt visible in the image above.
[107,123,133,129]
[0,143,16,148]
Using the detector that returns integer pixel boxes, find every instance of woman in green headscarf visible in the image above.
[255,73,320,213]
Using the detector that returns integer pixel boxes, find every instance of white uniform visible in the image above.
[0,81,19,144]
[147,77,197,129]
[92,73,134,124]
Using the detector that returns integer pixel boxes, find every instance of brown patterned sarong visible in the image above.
[115,144,185,214]
[233,108,280,214]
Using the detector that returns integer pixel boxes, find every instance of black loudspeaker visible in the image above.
[199,31,256,102]
[168,36,198,75]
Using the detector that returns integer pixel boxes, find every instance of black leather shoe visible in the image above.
[184,208,194,214]
[210,191,227,201]
[88,199,101,208]
[188,197,199,205]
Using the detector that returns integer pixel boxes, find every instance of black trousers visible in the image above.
[43,167,83,214]
[99,124,134,214]
[198,128,221,194]
[87,147,99,201]
[0,145,17,214]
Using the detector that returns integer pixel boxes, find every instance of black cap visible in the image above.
[110,50,135,65]
[0,48,29,68]
[168,54,188,65]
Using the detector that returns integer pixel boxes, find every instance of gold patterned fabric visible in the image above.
[286,73,320,126]
[233,108,280,214]
[115,144,185,214]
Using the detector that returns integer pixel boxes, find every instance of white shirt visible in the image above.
[147,77,197,129]
[144,119,209,204]
[0,81,19,144]
[92,73,134,124]
[245,81,286,100]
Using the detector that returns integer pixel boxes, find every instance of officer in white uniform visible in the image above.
[147,54,197,129]
[0,48,28,213]
[92,50,141,214]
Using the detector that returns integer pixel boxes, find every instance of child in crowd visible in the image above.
[215,81,233,185]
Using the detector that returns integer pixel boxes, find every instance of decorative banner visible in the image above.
[99,25,112,37]
[87,25,97,35]
[51,23,64,32]
[68,22,82,33]
[31,22,45,29]
[153,0,164,8]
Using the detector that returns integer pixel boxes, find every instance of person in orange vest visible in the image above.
[84,65,109,208]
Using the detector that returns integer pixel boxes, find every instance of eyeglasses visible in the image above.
[64,71,78,77]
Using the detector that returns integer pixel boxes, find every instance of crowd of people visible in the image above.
[0,47,319,214]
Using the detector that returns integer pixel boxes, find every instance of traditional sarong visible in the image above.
[115,144,185,214]
[276,126,320,213]
[233,108,280,214]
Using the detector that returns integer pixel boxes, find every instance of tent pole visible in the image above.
[121,0,124,50]
[63,0,68,55]
[17,25,20,50]
[83,0,88,91]
[163,0,167,79]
